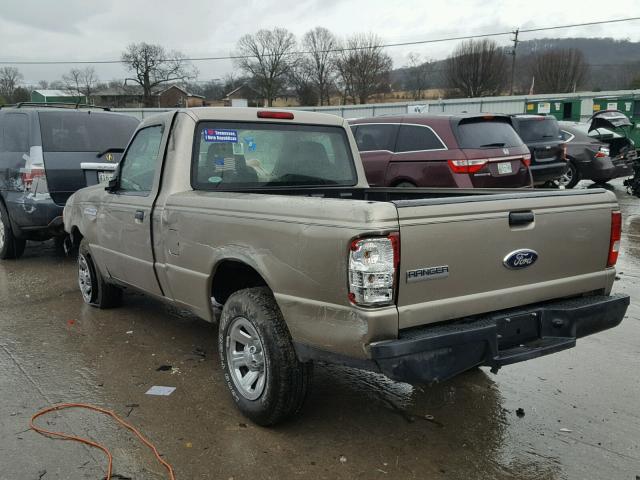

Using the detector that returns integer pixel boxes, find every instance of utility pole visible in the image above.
[509,28,519,96]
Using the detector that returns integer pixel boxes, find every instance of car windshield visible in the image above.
[192,122,357,189]
[39,111,139,152]
[455,118,523,148]
[515,118,563,142]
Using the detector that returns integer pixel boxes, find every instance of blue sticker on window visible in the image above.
[204,129,238,143]
[243,136,257,152]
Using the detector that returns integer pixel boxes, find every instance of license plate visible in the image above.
[98,171,113,184]
[497,162,513,174]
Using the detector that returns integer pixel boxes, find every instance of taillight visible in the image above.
[561,143,567,160]
[348,233,399,306]
[595,146,610,158]
[522,154,531,167]
[607,211,622,267]
[448,159,488,174]
[20,167,48,194]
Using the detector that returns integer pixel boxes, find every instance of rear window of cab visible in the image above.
[191,122,357,189]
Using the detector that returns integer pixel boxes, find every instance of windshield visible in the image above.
[455,119,523,148]
[515,118,563,142]
[39,111,139,152]
[192,122,357,189]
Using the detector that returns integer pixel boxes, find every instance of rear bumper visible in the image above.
[370,294,629,384]
[580,157,634,182]
[530,161,568,184]
[3,191,65,239]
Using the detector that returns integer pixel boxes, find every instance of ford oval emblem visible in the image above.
[503,249,538,269]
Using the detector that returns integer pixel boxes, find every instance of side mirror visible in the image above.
[105,165,120,192]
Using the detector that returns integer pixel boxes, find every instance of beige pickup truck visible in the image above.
[64,107,629,425]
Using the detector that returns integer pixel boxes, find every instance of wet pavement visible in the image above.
[1,181,639,480]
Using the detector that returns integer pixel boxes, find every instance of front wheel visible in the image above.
[219,287,312,426]
[78,240,123,309]
[0,202,26,260]
[557,161,579,189]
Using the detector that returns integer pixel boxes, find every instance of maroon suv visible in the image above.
[349,114,533,188]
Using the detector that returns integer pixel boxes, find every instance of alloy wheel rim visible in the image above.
[558,166,574,187]
[0,214,5,250]
[226,316,267,400]
[78,254,93,303]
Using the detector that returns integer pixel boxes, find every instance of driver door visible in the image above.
[97,123,165,295]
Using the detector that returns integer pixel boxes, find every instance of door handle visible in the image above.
[134,210,145,221]
[509,211,534,226]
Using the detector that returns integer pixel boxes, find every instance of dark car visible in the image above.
[507,115,568,186]
[349,114,532,188]
[558,117,636,188]
[0,104,139,259]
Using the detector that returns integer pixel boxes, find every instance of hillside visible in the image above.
[392,37,640,95]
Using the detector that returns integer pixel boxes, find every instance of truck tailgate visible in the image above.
[394,189,618,329]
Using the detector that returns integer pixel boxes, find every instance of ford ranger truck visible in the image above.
[63,108,629,426]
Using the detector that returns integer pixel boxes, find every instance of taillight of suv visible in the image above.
[348,233,399,306]
[20,167,48,194]
[447,159,488,174]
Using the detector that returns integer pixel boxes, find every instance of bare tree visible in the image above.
[528,48,588,94]
[121,42,196,106]
[335,33,392,104]
[62,67,99,101]
[0,67,24,102]
[445,39,507,97]
[37,80,49,89]
[290,63,319,106]
[234,28,297,107]
[301,27,338,105]
[405,53,431,100]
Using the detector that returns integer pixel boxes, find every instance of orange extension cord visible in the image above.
[30,403,176,480]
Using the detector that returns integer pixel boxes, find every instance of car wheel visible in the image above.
[78,239,123,309]
[395,181,417,188]
[0,201,26,260]
[219,287,313,426]
[557,162,579,189]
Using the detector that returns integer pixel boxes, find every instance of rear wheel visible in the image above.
[0,202,26,260]
[219,287,312,426]
[78,240,123,308]
[557,161,579,189]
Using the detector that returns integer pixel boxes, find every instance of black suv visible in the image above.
[0,104,138,259]
[508,115,568,186]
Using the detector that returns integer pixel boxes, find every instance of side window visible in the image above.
[353,124,398,152]
[2,114,29,153]
[395,125,445,152]
[119,125,163,193]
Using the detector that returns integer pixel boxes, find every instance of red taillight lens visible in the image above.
[448,159,488,174]
[257,111,294,119]
[607,211,622,267]
[348,233,399,306]
[522,154,531,167]
[20,167,47,193]
[561,144,567,160]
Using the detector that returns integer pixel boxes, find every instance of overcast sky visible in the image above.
[1,0,640,86]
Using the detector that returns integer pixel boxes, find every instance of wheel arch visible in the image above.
[210,258,270,307]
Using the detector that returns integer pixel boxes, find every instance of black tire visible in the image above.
[557,161,580,189]
[0,201,26,260]
[219,287,312,426]
[395,181,416,188]
[78,239,123,309]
